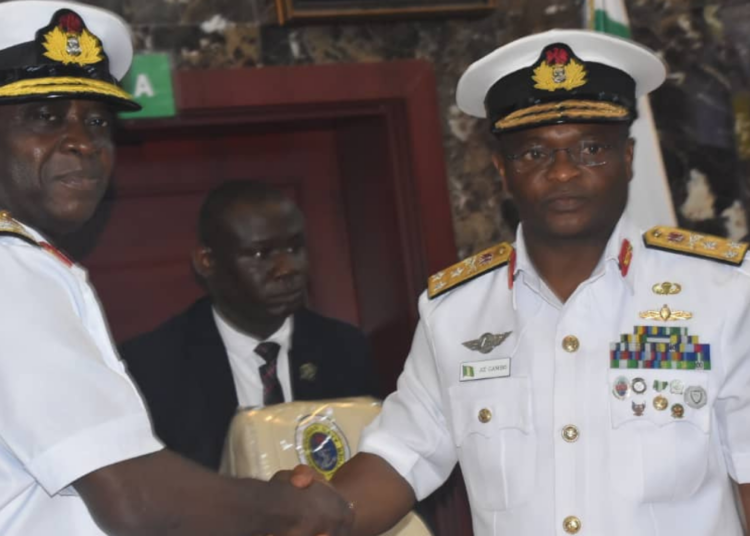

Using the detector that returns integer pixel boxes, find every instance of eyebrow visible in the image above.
[244,232,305,246]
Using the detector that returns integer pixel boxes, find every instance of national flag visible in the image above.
[586,0,677,229]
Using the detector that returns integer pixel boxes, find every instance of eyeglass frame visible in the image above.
[503,140,624,173]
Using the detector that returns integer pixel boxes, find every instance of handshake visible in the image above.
[265,464,355,536]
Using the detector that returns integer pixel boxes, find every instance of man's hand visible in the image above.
[273,465,326,490]
[271,465,353,536]
[265,477,353,536]
[275,455,417,536]
[76,449,353,536]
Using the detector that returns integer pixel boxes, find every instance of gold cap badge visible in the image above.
[42,11,103,67]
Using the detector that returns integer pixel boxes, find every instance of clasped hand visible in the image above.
[266,464,353,536]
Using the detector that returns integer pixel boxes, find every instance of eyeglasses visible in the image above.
[505,141,618,173]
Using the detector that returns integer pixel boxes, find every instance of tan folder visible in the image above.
[220,397,432,536]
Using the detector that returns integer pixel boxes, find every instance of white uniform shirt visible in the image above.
[214,309,293,408]
[0,224,163,536]
[360,215,750,535]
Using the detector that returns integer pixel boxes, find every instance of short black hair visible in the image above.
[198,180,292,247]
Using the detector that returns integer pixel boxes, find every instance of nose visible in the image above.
[270,250,301,279]
[545,148,580,183]
[61,119,96,156]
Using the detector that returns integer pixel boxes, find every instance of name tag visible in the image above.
[460,357,511,382]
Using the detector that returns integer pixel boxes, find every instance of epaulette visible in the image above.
[428,242,513,299]
[0,210,73,267]
[0,210,39,247]
[643,226,748,266]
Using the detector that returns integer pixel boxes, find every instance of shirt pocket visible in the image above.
[448,377,536,511]
[608,369,710,503]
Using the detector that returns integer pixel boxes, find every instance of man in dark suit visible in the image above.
[121,180,377,471]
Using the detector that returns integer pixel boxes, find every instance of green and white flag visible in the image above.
[586,0,677,228]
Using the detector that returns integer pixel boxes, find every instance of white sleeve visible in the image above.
[359,296,457,500]
[715,269,750,484]
[0,242,162,495]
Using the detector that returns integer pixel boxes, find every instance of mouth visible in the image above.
[56,172,102,193]
[266,287,304,303]
[544,193,588,212]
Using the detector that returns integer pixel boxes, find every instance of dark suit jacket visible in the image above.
[120,297,378,470]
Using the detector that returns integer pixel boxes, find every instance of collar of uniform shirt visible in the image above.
[15,219,87,278]
[213,307,294,366]
[512,214,638,309]
[604,214,638,295]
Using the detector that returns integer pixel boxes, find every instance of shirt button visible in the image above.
[563,515,582,534]
[561,425,579,443]
[478,408,492,423]
[562,335,580,353]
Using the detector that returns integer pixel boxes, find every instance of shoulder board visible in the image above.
[428,242,513,300]
[0,211,72,267]
[0,210,39,247]
[643,226,748,266]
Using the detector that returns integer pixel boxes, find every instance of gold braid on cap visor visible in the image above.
[494,99,631,131]
[0,76,134,101]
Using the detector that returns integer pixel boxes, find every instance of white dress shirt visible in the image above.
[213,309,293,408]
[0,223,163,536]
[360,214,750,535]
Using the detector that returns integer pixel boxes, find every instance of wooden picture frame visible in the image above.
[275,0,498,24]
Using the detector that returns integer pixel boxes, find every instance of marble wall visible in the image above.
[628,0,750,243]
[32,0,750,258]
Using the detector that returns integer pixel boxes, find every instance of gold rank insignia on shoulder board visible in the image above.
[0,210,73,267]
[643,226,749,266]
[0,210,38,246]
[428,242,513,299]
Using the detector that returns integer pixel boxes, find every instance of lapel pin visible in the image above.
[299,363,318,382]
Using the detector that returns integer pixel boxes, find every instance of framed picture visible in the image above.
[275,0,498,24]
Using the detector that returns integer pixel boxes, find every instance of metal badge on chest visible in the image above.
[460,331,513,382]
[608,232,720,419]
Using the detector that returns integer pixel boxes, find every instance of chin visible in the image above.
[266,301,303,319]
[541,214,594,238]
[43,208,96,237]
[551,219,620,242]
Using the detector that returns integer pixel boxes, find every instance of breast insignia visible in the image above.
[643,226,748,266]
[427,242,513,299]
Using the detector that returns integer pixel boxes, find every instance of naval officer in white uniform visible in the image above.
[284,28,750,536]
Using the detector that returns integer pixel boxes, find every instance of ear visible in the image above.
[624,137,635,183]
[492,152,510,194]
[192,245,215,279]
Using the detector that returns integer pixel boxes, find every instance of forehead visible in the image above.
[222,198,304,239]
[0,98,114,115]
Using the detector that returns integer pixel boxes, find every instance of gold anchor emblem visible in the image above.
[652,282,682,295]
[639,304,693,322]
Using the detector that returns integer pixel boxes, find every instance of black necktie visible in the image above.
[255,342,284,406]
